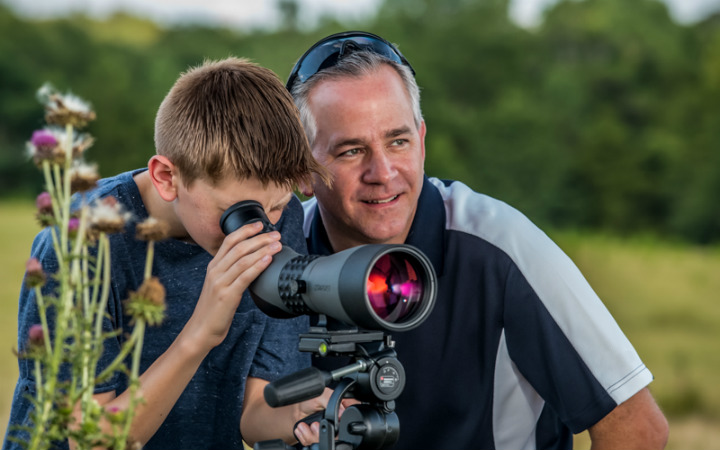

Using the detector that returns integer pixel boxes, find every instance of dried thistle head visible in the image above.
[136,217,171,242]
[69,161,100,193]
[37,83,96,128]
[124,277,166,326]
[87,196,132,237]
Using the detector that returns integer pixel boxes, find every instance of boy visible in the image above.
[5,57,329,449]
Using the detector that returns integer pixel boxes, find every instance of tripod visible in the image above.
[254,317,406,450]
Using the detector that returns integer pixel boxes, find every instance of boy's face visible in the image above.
[173,175,292,255]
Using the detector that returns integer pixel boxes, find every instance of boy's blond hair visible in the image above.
[155,57,328,188]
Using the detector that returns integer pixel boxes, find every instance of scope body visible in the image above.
[250,243,435,333]
[220,200,437,333]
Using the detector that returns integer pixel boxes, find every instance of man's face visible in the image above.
[173,175,292,255]
[308,65,426,252]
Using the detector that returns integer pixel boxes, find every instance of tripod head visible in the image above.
[257,319,405,450]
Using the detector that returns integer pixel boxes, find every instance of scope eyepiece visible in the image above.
[220,200,276,235]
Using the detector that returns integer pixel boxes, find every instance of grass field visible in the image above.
[1,200,719,448]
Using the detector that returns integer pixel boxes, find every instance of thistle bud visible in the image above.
[25,257,46,288]
[27,324,45,349]
[124,277,166,326]
[35,191,55,226]
[136,217,170,242]
[35,191,53,214]
[106,406,127,425]
[68,217,80,239]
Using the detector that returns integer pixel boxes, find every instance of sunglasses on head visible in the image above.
[286,31,415,92]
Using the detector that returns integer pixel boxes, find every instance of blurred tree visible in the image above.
[277,0,300,31]
[0,0,717,243]
[537,0,699,234]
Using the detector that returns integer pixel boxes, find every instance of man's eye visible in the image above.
[341,148,361,157]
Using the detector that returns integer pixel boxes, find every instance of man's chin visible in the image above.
[358,227,407,245]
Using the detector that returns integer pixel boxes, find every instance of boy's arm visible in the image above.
[70,221,283,448]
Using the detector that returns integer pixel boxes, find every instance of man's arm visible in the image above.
[588,387,669,450]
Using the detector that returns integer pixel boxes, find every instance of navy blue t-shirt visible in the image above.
[4,170,310,450]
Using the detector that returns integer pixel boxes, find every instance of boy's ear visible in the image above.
[148,155,179,202]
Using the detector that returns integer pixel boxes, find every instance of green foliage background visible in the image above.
[1,0,719,246]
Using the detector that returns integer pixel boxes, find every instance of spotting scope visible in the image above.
[220,200,437,332]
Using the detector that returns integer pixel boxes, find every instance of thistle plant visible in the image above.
[12,84,168,450]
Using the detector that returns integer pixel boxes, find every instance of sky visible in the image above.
[3,0,720,29]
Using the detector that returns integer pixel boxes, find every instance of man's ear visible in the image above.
[298,180,314,198]
[148,155,179,202]
[418,120,427,163]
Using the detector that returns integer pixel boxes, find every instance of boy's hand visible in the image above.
[188,221,282,350]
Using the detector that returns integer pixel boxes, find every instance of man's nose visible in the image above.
[362,151,396,184]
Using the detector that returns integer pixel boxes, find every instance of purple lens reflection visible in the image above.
[366,253,424,323]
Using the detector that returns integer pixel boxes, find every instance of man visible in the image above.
[5,57,331,450]
[289,31,669,449]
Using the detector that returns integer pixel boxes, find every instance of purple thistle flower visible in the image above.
[30,129,58,148]
[68,217,80,238]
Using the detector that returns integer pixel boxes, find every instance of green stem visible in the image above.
[29,125,76,450]
[27,359,46,450]
[42,160,62,226]
[33,286,52,355]
[117,321,146,449]
[144,241,155,280]
[89,234,111,390]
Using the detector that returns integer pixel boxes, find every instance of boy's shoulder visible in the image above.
[74,169,147,217]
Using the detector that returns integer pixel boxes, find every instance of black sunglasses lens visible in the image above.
[288,34,412,90]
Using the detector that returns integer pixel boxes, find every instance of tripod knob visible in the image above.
[369,357,405,401]
[337,404,400,450]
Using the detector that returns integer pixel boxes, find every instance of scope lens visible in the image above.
[366,253,424,323]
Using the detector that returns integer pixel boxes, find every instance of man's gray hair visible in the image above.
[290,51,423,146]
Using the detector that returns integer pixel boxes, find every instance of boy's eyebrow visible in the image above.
[267,193,293,212]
